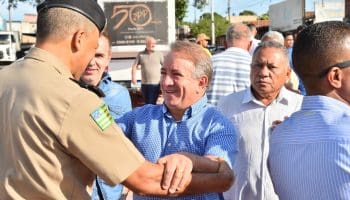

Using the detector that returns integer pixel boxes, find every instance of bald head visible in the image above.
[226,23,252,49]
[293,21,350,94]
[261,31,284,46]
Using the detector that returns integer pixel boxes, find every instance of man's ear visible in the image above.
[198,75,209,91]
[71,30,85,52]
[327,67,342,89]
[247,40,252,51]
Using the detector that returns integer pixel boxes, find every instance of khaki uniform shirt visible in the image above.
[0,48,145,199]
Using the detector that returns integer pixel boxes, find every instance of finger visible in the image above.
[169,168,185,194]
[161,161,177,190]
[176,164,191,191]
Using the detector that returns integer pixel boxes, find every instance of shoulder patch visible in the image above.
[90,104,113,131]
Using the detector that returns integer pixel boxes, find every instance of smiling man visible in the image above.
[116,41,237,200]
[218,41,303,200]
[80,31,132,200]
[81,31,132,120]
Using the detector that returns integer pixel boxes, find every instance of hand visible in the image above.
[131,78,137,85]
[157,153,193,194]
[271,116,289,131]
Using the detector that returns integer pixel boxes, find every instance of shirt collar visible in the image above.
[242,86,290,106]
[302,95,350,114]
[25,47,73,79]
[162,95,208,121]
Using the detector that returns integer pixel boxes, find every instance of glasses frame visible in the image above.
[318,60,350,77]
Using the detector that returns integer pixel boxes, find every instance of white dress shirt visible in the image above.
[217,87,303,200]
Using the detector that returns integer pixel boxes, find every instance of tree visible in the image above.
[259,13,269,20]
[190,12,229,40]
[193,0,208,10]
[239,10,257,16]
[1,0,40,8]
[1,0,40,30]
[175,0,188,26]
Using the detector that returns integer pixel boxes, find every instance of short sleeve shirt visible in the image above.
[0,48,144,199]
[134,49,164,84]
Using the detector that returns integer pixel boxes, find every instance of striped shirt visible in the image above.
[207,47,251,106]
[218,87,302,200]
[269,95,350,200]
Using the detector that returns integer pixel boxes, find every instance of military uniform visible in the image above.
[0,47,145,199]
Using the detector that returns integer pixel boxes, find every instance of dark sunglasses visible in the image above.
[318,60,350,77]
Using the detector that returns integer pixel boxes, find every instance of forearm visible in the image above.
[180,152,222,173]
[122,161,170,196]
[131,64,138,81]
[184,161,234,194]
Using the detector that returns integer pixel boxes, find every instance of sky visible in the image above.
[0,0,323,22]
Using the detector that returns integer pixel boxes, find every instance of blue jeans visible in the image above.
[141,84,160,104]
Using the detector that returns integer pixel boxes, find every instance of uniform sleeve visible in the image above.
[204,112,238,169]
[58,91,145,185]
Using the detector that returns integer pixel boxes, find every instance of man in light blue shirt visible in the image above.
[80,32,132,200]
[118,41,237,200]
[269,21,350,199]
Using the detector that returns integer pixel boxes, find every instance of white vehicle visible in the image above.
[0,31,21,64]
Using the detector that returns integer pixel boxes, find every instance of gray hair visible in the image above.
[253,40,290,67]
[36,7,96,43]
[169,41,212,86]
[261,31,284,45]
[226,23,252,42]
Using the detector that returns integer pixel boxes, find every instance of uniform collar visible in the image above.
[242,86,290,106]
[25,47,73,79]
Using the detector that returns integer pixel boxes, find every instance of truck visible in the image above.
[0,31,21,64]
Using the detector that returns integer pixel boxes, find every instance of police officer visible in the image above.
[0,0,198,199]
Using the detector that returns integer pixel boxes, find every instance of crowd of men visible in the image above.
[0,0,349,200]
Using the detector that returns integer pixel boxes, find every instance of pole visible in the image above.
[302,0,305,25]
[8,1,12,31]
[211,0,215,45]
[227,0,231,23]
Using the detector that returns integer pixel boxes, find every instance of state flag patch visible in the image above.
[90,104,113,130]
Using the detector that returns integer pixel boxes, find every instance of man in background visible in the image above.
[131,36,163,104]
[80,31,132,200]
[207,23,252,105]
[247,23,261,55]
[196,33,212,57]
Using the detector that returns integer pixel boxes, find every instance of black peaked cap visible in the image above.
[37,0,106,32]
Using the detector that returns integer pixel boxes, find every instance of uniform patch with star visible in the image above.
[90,104,113,131]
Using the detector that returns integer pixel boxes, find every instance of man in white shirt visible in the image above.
[218,41,303,200]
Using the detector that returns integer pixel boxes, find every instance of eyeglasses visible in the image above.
[318,60,350,77]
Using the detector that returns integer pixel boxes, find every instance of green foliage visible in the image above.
[239,10,257,16]
[175,0,188,26]
[2,0,41,8]
[189,12,229,38]
[259,13,269,20]
[193,0,208,10]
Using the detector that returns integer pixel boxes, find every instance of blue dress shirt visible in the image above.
[91,73,132,200]
[269,95,350,200]
[117,95,238,200]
